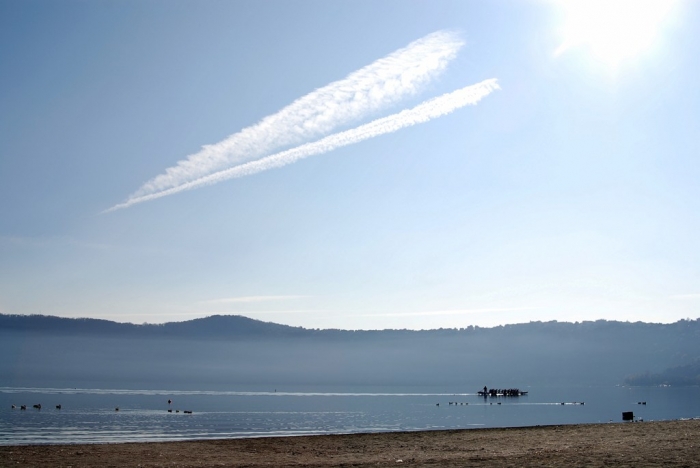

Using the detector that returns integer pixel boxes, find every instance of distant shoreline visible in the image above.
[3,419,699,467]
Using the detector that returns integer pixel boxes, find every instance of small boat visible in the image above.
[478,387,528,397]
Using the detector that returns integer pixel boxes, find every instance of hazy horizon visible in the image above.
[4,313,700,391]
[3,311,698,332]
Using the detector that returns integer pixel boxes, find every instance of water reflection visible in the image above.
[2,386,699,445]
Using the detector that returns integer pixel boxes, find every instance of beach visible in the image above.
[2,419,699,467]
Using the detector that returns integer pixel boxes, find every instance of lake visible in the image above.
[1,385,699,445]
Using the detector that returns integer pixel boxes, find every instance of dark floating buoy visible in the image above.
[436,403,439,406]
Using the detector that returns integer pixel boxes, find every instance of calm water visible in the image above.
[1,385,699,445]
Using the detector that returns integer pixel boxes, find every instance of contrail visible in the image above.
[106,79,499,212]
[130,31,464,199]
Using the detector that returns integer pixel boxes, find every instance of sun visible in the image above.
[554,0,676,68]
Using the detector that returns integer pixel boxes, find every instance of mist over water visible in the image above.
[2,385,699,445]
[3,316,700,444]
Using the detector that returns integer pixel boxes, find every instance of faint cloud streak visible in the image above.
[201,295,310,304]
[354,307,538,318]
[669,294,700,300]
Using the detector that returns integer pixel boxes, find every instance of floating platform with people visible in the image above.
[477,386,528,397]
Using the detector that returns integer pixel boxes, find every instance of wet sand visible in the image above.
[2,419,699,467]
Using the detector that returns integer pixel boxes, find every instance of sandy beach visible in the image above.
[2,419,699,467]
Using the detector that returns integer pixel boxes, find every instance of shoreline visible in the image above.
[3,419,700,467]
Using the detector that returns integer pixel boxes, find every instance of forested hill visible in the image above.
[2,313,699,343]
[0,313,307,338]
[625,360,700,386]
[2,314,699,389]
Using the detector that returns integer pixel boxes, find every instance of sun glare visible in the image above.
[554,0,676,68]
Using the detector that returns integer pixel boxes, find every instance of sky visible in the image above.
[1,0,699,330]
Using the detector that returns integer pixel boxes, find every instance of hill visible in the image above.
[624,359,700,386]
[1,314,699,389]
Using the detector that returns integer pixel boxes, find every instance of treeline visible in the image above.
[0,313,307,339]
[2,313,700,343]
[2,314,699,389]
[625,360,700,387]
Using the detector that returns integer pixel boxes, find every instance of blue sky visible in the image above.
[1,0,698,329]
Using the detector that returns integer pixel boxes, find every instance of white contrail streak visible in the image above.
[131,31,464,198]
[106,79,499,212]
